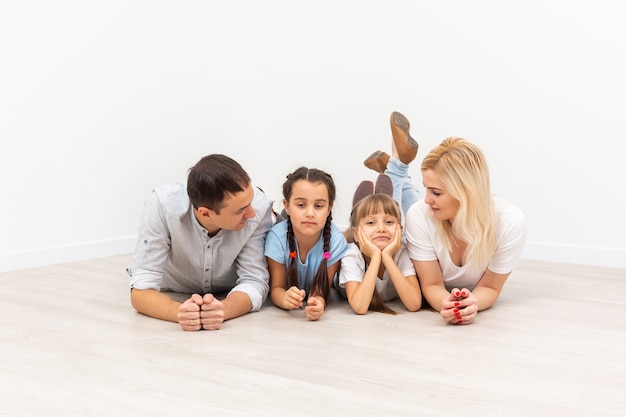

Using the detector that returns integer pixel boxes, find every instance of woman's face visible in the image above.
[422,169,460,222]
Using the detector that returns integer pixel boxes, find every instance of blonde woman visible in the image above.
[364,113,526,325]
[404,138,526,325]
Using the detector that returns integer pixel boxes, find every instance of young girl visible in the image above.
[336,189,422,315]
[264,167,348,321]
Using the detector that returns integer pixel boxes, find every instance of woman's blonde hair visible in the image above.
[349,194,403,315]
[420,137,496,269]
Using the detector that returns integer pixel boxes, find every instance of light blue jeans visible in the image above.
[385,156,420,220]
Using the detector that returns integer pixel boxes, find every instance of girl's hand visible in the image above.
[440,288,478,325]
[283,286,305,310]
[356,227,382,259]
[304,296,325,321]
[382,224,402,258]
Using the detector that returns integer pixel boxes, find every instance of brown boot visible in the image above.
[390,111,418,164]
[363,150,390,174]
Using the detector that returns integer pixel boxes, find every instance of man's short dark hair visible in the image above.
[187,154,251,213]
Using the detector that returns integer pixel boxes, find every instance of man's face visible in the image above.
[212,184,256,231]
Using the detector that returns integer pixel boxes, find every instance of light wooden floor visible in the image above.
[1,254,625,417]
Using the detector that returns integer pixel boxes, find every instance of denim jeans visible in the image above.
[385,156,420,220]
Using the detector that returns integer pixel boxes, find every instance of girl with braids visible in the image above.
[264,167,348,321]
[336,192,421,315]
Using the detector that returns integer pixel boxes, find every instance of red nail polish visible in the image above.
[454,302,460,307]
[455,291,461,297]
[453,308,459,313]
[461,291,467,297]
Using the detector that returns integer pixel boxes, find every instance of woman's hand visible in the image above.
[440,288,478,325]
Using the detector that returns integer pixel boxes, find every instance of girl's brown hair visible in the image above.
[350,193,402,314]
[282,167,335,303]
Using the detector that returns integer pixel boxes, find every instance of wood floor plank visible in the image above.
[1,255,625,416]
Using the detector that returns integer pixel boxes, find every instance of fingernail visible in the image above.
[461,291,467,297]
[454,302,460,307]
[453,308,459,313]
[455,291,461,297]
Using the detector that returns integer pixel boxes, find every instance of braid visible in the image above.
[286,218,299,289]
[310,215,332,303]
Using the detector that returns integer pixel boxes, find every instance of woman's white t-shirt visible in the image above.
[404,196,526,290]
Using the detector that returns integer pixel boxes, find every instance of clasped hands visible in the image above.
[440,288,478,325]
[177,293,224,331]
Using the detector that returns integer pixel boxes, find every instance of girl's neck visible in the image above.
[293,230,321,260]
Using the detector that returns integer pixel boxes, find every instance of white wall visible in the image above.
[1,0,625,272]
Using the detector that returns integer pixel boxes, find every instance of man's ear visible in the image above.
[196,206,215,219]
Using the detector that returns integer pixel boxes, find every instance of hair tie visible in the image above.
[289,251,297,259]
[323,251,331,260]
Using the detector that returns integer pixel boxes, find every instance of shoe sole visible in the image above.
[392,112,418,148]
[363,151,389,173]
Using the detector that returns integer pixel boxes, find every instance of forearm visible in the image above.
[270,287,289,309]
[222,291,253,320]
[382,255,421,311]
[130,288,181,323]
[471,286,500,311]
[421,284,450,312]
[347,273,378,315]
[347,255,381,314]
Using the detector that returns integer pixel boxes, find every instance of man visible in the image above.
[127,154,274,331]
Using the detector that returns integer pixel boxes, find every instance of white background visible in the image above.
[1,1,625,271]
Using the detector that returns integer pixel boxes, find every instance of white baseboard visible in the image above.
[522,241,626,269]
[0,237,136,273]
[1,237,624,273]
